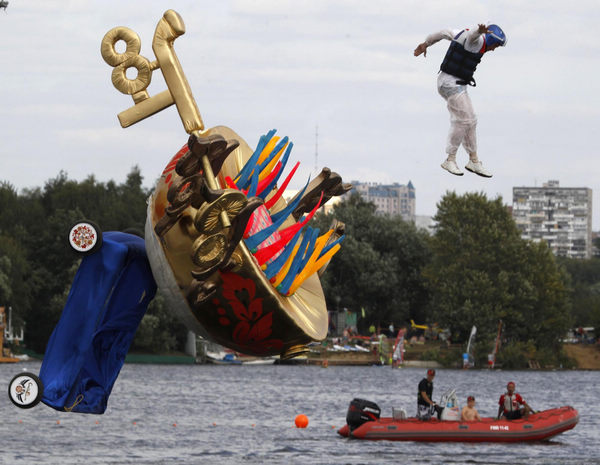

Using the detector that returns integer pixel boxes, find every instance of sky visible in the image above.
[1,1,599,227]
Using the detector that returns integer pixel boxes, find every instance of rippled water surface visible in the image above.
[1,362,598,464]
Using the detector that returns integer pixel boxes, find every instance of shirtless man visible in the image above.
[461,395,481,421]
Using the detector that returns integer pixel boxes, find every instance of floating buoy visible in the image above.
[295,414,309,428]
[172,423,177,427]
[322,360,329,368]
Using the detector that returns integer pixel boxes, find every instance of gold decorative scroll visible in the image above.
[101,10,335,358]
[101,10,203,135]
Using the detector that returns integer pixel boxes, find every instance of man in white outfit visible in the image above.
[414,24,506,178]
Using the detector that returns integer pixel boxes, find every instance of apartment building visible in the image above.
[512,180,592,259]
[351,181,416,222]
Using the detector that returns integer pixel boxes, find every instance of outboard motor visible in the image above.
[346,398,381,431]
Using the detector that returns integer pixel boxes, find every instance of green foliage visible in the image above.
[0,255,11,303]
[0,168,179,353]
[497,341,577,369]
[0,173,590,364]
[420,347,439,361]
[556,257,600,329]
[419,346,461,367]
[496,341,533,369]
[313,193,431,331]
[0,234,31,329]
[131,292,189,354]
[423,192,571,350]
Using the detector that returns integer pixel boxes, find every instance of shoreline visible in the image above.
[6,343,599,369]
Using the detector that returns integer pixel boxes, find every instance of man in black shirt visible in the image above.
[417,369,443,420]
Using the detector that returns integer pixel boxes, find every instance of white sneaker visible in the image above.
[465,160,492,178]
[441,160,463,176]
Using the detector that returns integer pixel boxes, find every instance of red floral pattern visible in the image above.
[216,272,283,354]
[162,144,188,188]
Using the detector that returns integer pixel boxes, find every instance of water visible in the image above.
[1,362,598,464]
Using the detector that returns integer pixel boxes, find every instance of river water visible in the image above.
[0,361,598,464]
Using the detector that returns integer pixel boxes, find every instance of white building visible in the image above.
[512,180,593,259]
[351,181,416,222]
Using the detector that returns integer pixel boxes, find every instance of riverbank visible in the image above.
[9,341,599,368]
[563,343,600,369]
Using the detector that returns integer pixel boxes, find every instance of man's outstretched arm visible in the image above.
[414,29,454,57]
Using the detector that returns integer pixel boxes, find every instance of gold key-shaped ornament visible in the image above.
[101,10,333,359]
[101,10,234,238]
[101,10,203,134]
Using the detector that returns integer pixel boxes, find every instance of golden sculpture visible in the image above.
[101,10,350,358]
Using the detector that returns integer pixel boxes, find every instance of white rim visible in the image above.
[9,375,40,406]
[69,222,98,252]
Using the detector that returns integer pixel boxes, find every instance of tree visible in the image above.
[0,168,155,352]
[424,191,570,349]
[556,257,600,327]
[0,235,32,330]
[131,291,189,354]
[0,255,12,303]
[313,193,431,331]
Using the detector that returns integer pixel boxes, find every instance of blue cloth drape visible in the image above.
[39,232,157,414]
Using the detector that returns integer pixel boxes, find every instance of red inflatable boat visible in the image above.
[338,406,578,442]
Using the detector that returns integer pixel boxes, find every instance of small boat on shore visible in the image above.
[205,349,276,365]
[338,406,579,442]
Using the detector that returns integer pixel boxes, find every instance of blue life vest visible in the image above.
[440,30,485,86]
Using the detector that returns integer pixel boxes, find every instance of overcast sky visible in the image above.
[1,1,599,228]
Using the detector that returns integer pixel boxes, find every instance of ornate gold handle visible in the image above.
[101,9,203,134]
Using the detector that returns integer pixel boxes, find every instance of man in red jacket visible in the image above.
[497,381,532,420]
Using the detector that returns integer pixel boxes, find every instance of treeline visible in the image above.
[315,193,599,368]
[1,171,598,366]
[0,169,188,355]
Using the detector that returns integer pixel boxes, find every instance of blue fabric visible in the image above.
[278,227,319,295]
[39,232,157,414]
[236,129,276,189]
[257,142,293,200]
[264,228,304,280]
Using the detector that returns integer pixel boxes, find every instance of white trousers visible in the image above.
[438,85,478,158]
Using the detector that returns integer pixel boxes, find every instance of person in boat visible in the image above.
[413,23,507,178]
[461,395,481,421]
[417,369,443,420]
[497,381,532,420]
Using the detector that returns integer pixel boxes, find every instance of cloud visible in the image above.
[1,0,599,228]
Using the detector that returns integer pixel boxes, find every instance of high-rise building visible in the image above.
[512,180,592,259]
[351,181,416,222]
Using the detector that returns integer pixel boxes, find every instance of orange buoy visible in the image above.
[295,414,309,428]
